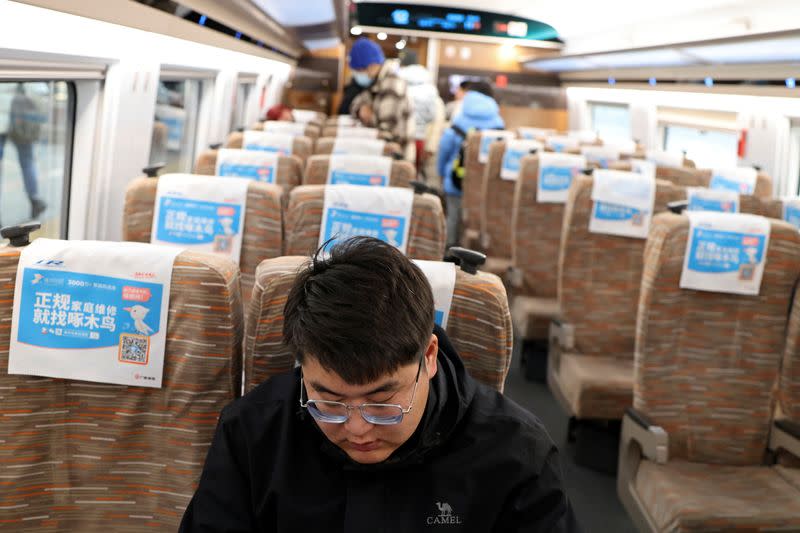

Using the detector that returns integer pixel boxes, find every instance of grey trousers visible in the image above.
[445,194,462,249]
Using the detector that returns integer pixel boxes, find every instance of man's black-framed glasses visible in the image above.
[299,355,424,426]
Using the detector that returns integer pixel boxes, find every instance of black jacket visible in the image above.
[180,327,581,532]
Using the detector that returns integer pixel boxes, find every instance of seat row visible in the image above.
[0,225,512,531]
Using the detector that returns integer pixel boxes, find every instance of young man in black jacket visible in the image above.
[180,237,581,532]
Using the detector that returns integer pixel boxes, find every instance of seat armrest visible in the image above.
[508,267,523,289]
[622,408,669,465]
[770,419,800,459]
[549,319,575,351]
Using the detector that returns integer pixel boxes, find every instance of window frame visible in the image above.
[153,68,215,174]
[588,101,632,144]
[0,78,78,241]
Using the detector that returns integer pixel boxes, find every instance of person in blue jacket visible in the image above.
[437,81,504,248]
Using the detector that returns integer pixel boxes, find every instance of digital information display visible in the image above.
[356,3,561,42]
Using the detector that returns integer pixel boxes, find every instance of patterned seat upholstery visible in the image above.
[461,132,485,249]
[223,133,313,165]
[123,176,283,304]
[0,246,243,531]
[283,185,446,260]
[510,155,565,340]
[244,256,512,393]
[312,137,402,157]
[479,141,517,276]
[622,213,800,531]
[193,150,303,194]
[302,155,415,188]
[548,176,685,420]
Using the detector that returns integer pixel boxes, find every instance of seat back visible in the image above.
[512,155,568,298]
[223,132,313,164]
[122,175,283,302]
[480,140,517,259]
[656,167,773,198]
[250,120,321,140]
[283,185,445,260]
[462,132,485,242]
[635,213,800,465]
[194,149,303,193]
[313,137,401,157]
[303,155,415,188]
[0,245,242,531]
[244,256,512,393]
[558,176,685,357]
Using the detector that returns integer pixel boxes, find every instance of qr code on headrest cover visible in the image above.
[119,334,150,365]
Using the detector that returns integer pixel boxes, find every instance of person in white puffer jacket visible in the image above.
[398,63,445,183]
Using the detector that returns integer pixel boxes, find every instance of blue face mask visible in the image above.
[353,71,374,87]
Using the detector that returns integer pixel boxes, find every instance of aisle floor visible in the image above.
[503,346,638,533]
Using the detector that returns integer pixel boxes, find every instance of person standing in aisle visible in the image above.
[437,81,504,248]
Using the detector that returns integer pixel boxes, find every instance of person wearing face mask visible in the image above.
[347,37,412,157]
[179,236,581,533]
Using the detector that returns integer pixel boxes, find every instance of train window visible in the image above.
[589,102,631,144]
[662,125,738,169]
[150,79,203,173]
[231,81,255,131]
[0,81,74,240]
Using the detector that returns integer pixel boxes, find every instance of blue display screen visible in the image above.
[356,3,560,42]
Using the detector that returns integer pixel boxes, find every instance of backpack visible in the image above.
[449,124,474,191]
[9,90,42,144]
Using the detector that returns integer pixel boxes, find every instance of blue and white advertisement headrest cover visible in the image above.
[590,169,656,239]
[9,239,181,388]
[335,126,379,139]
[782,197,800,230]
[243,131,294,155]
[332,137,386,156]
[680,212,770,295]
[151,174,249,264]
[215,148,279,183]
[709,167,757,195]
[537,153,586,204]
[687,187,739,213]
[501,139,543,180]
[479,130,515,164]
[319,185,414,254]
[262,120,307,136]
[326,155,392,186]
[414,260,456,329]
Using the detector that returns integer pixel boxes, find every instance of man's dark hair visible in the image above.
[283,237,435,385]
[459,80,471,91]
[468,80,494,98]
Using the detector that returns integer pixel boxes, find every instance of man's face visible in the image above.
[301,334,438,464]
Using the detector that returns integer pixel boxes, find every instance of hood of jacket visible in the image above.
[456,90,501,124]
[316,325,476,471]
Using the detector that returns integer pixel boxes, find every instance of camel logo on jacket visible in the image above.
[427,502,462,525]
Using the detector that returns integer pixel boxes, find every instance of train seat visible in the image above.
[548,175,685,424]
[194,147,303,196]
[461,130,515,250]
[480,139,541,277]
[0,230,243,531]
[123,173,283,304]
[303,154,414,188]
[224,131,313,165]
[313,136,401,157]
[509,153,587,379]
[251,120,321,140]
[618,212,800,532]
[320,125,381,139]
[283,184,446,260]
[243,250,512,393]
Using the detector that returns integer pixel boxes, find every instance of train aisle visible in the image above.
[504,345,637,533]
